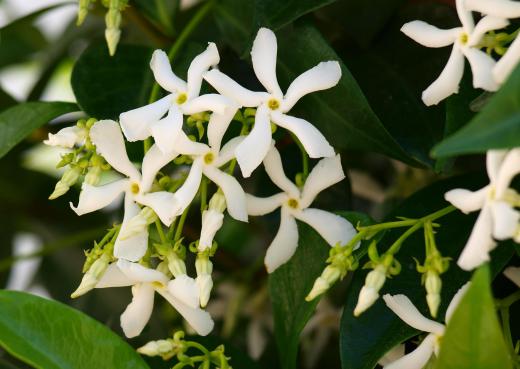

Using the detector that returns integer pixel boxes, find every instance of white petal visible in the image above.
[119,95,172,142]
[251,28,283,98]
[187,42,219,99]
[456,0,474,33]
[181,94,231,115]
[199,209,224,250]
[156,288,214,336]
[457,204,497,270]
[90,120,141,180]
[203,165,248,222]
[136,191,178,226]
[203,69,269,107]
[382,294,445,334]
[401,21,460,48]
[465,0,520,18]
[207,104,240,151]
[173,158,203,214]
[150,49,187,93]
[150,105,183,154]
[422,45,465,105]
[44,126,83,148]
[114,196,149,262]
[173,132,209,156]
[468,16,509,47]
[264,208,299,273]
[168,274,200,308]
[271,111,335,159]
[293,208,357,247]
[140,144,179,193]
[445,283,470,323]
[444,186,488,214]
[214,136,245,167]
[70,180,127,215]
[281,61,341,112]
[383,334,436,369]
[262,144,300,197]
[463,47,499,91]
[495,148,520,197]
[494,33,520,84]
[491,201,520,240]
[96,263,134,288]
[117,259,169,284]
[378,345,406,367]
[246,193,285,216]
[487,150,508,184]
[235,104,273,177]
[120,283,155,338]
[300,154,345,208]
[504,266,520,287]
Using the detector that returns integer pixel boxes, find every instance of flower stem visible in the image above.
[155,219,167,243]
[174,204,190,242]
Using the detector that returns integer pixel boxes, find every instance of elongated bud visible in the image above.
[305,265,341,301]
[354,264,387,316]
[208,192,226,212]
[166,250,187,277]
[199,210,224,251]
[196,274,213,308]
[71,252,111,298]
[84,166,102,185]
[105,3,122,56]
[77,0,90,25]
[196,254,213,276]
[425,271,442,318]
[49,166,81,199]
[138,339,179,360]
[119,207,157,240]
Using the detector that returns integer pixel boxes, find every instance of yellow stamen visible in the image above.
[130,182,140,194]
[268,98,280,110]
[176,93,188,105]
[204,152,214,165]
[287,198,299,209]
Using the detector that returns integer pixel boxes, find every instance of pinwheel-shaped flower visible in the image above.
[120,43,231,153]
[71,120,206,262]
[445,149,520,270]
[246,146,356,272]
[204,27,339,177]
[381,284,469,369]
[401,0,508,105]
[93,259,214,338]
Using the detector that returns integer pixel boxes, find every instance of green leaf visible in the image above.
[213,0,255,54]
[269,211,373,369]
[131,0,179,36]
[434,265,513,369]
[254,0,336,30]
[0,101,78,159]
[0,290,150,369]
[432,63,520,158]
[339,175,515,369]
[71,43,155,120]
[0,87,17,112]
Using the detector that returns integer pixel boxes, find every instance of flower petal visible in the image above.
[487,149,508,184]
[207,104,240,152]
[181,94,232,115]
[70,179,127,215]
[401,21,460,48]
[119,95,172,142]
[150,105,183,154]
[251,27,283,98]
[150,49,187,93]
[293,208,357,247]
[383,333,436,369]
[300,154,345,208]
[173,158,203,214]
[174,132,209,156]
[44,126,84,148]
[140,144,179,193]
[382,294,445,334]
[495,148,520,197]
[465,0,520,18]
[96,263,134,288]
[114,196,149,262]
[214,136,245,167]
[199,209,224,251]
[494,33,520,84]
[246,193,285,216]
[491,201,520,240]
[281,61,341,112]
[378,345,406,367]
[137,191,178,226]
[445,283,470,323]
[463,47,499,91]
[187,42,219,98]
[504,266,520,288]
[444,186,488,214]
[203,165,248,222]
[422,44,465,106]
[270,111,335,159]
[120,283,155,338]
[156,288,215,336]
[90,120,141,180]
[168,274,200,308]
[203,69,269,107]
[456,0,474,33]
[117,259,169,284]
[457,204,497,270]
[262,144,300,197]
[235,104,273,178]
[468,16,509,47]
[264,208,299,273]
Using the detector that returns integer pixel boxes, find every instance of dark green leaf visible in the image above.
[131,0,179,36]
[434,265,513,369]
[339,175,515,369]
[0,101,78,159]
[213,0,255,55]
[254,0,336,30]
[269,211,372,369]
[0,87,17,112]
[0,290,150,369]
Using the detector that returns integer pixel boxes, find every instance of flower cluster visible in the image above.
[44,27,356,339]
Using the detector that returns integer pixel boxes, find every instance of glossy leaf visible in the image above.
[0,290,150,369]
[254,0,337,30]
[434,265,512,369]
[339,175,515,369]
[0,102,78,159]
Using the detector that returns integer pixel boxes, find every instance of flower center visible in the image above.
[204,152,214,165]
[267,98,280,110]
[152,281,165,289]
[459,32,468,45]
[287,198,299,209]
[130,182,140,194]
[176,93,188,105]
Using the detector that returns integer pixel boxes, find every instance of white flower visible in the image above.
[44,126,86,148]
[119,43,232,153]
[504,266,520,287]
[70,120,206,261]
[204,27,338,177]
[445,149,520,270]
[465,0,520,83]
[401,0,508,105]
[381,284,469,369]
[246,146,356,272]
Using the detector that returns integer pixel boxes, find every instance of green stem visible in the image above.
[200,176,208,214]
[155,219,167,243]
[499,290,520,308]
[500,307,517,364]
[174,205,190,242]
[289,132,309,181]
[185,341,211,355]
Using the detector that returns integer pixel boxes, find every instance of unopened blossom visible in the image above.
[204,27,338,177]
[445,149,520,270]
[44,126,87,148]
[70,120,206,261]
[246,146,356,272]
[91,259,213,338]
[381,284,469,369]
[401,0,508,105]
[120,43,231,153]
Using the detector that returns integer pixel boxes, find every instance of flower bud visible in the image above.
[71,252,111,298]
[199,209,224,251]
[49,167,81,199]
[84,166,102,185]
[305,265,341,301]
[119,207,157,240]
[166,250,187,277]
[77,0,90,25]
[196,255,213,276]
[208,192,226,212]
[137,339,178,359]
[425,271,442,318]
[196,274,213,308]
[354,264,387,316]
[44,126,86,148]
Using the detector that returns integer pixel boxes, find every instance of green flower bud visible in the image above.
[49,167,81,199]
